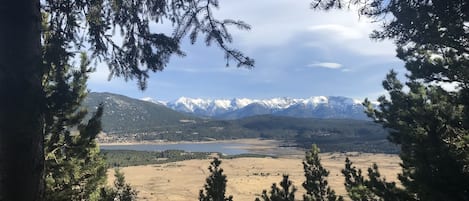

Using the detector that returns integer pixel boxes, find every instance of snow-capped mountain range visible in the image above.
[142,96,372,120]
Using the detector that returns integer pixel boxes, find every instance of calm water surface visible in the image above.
[100,142,250,155]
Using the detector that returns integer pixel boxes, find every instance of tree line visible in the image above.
[101,149,212,167]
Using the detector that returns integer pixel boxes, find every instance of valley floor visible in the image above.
[107,153,401,201]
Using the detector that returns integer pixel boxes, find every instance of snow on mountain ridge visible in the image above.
[142,96,363,113]
[139,96,372,120]
[232,98,254,108]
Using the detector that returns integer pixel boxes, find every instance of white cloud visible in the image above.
[308,24,363,40]
[86,0,404,101]
[304,17,396,56]
[308,62,343,69]
[212,0,312,47]
[212,0,396,56]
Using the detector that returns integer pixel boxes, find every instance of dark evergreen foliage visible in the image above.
[365,164,412,201]
[342,158,410,201]
[102,149,212,167]
[43,50,107,200]
[199,158,234,201]
[302,145,342,201]
[255,175,297,201]
[1,0,252,199]
[42,0,254,90]
[342,157,374,201]
[311,0,469,200]
[99,169,138,201]
[364,72,469,201]
[41,35,138,200]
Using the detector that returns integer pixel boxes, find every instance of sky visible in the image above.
[87,0,406,102]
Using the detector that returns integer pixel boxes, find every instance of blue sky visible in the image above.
[87,0,406,101]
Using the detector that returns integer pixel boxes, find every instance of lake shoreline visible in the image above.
[98,138,278,146]
[99,138,305,156]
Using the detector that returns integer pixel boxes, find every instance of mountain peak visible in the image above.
[141,96,371,120]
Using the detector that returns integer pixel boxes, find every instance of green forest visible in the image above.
[102,149,212,167]
[0,0,468,201]
[101,149,275,167]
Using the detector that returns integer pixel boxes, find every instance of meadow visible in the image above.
[108,153,401,201]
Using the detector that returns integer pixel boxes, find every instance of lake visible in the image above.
[100,139,304,156]
[100,142,251,155]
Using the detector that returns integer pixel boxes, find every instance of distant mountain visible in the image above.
[83,92,395,153]
[218,103,273,119]
[148,96,370,120]
[163,97,256,117]
[84,92,198,134]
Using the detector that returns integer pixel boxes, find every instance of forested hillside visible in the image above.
[84,93,395,153]
[84,92,199,133]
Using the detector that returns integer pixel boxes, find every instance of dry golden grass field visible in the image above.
[107,152,401,201]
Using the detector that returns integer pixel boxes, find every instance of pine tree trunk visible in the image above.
[0,1,44,200]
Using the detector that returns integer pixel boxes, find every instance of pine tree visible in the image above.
[41,12,138,199]
[365,163,411,201]
[41,16,108,199]
[302,144,342,201]
[99,169,138,201]
[342,157,412,201]
[43,49,108,200]
[311,1,469,200]
[255,175,297,201]
[199,158,234,201]
[342,158,380,201]
[364,73,469,200]
[0,0,253,199]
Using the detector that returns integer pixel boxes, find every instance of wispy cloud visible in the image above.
[308,62,343,69]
